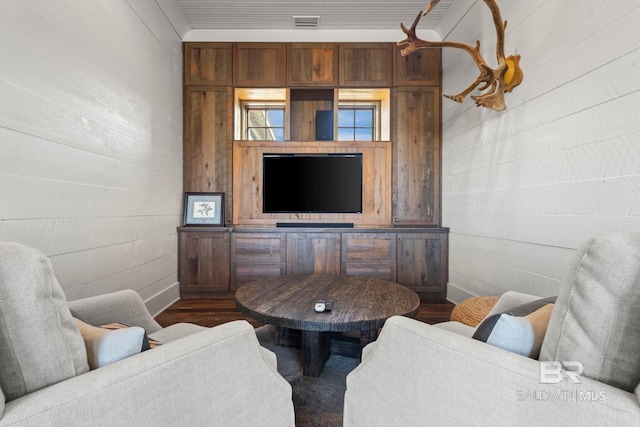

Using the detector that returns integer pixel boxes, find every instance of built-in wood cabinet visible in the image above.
[288,43,339,86]
[179,227,448,299]
[392,87,441,225]
[339,43,393,87]
[178,229,230,295]
[233,43,287,87]
[180,41,447,300]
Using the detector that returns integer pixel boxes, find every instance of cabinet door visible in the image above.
[287,43,338,86]
[396,232,448,300]
[184,87,233,224]
[233,43,287,87]
[339,43,393,87]
[231,233,286,289]
[184,43,233,86]
[341,233,396,281]
[286,233,341,275]
[179,231,230,295]
[393,87,441,225]
[393,45,441,86]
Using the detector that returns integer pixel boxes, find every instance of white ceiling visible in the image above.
[175,0,453,29]
[157,0,470,40]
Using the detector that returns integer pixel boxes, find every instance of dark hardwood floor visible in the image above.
[154,297,455,329]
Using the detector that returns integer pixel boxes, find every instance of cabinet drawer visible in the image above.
[341,233,396,280]
[231,233,286,288]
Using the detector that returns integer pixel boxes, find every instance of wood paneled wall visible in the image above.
[438,0,640,301]
[0,0,183,311]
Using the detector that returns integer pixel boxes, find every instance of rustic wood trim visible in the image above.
[232,140,392,227]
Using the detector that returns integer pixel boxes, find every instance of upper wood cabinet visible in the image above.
[339,43,393,87]
[233,43,287,87]
[184,86,233,223]
[393,46,441,86]
[392,87,441,226]
[184,43,233,86]
[287,43,339,86]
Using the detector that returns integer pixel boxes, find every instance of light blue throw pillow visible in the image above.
[480,304,553,359]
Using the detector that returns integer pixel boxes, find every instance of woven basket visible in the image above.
[450,295,500,327]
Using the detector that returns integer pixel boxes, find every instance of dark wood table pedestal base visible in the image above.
[275,326,380,377]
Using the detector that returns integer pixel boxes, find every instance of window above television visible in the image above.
[233,88,389,142]
[243,104,285,141]
[337,105,377,141]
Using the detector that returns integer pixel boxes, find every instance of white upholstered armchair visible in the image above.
[344,233,640,426]
[0,241,295,426]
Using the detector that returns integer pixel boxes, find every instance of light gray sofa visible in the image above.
[344,233,640,426]
[0,241,295,426]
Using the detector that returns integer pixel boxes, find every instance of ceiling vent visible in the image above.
[293,16,320,28]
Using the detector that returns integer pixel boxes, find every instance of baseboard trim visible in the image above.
[445,282,476,305]
[145,282,180,317]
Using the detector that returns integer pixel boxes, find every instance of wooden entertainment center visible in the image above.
[180,42,448,300]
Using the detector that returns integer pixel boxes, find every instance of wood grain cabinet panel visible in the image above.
[233,43,287,87]
[396,232,448,300]
[393,46,441,86]
[183,86,233,224]
[178,230,230,295]
[286,233,341,275]
[339,43,393,87]
[287,43,339,86]
[341,233,396,281]
[184,43,233,86]
[393,87,441,225]
[230,233,286,289]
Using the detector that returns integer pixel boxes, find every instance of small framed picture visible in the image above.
[183,192,225,226]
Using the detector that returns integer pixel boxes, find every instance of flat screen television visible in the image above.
[263,153,363,213]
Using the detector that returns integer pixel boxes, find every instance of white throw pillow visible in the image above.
[74,319,145,370]
[474,303,554,359]
[484,304,553,359]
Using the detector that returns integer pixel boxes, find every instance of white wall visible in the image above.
[0,0,183,314]
[438,0,640,302]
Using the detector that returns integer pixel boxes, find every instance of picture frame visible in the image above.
[183,192,225,226]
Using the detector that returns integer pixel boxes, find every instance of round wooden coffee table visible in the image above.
[235,274,420,376]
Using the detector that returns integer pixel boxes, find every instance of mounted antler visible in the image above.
[398,0,523,111]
